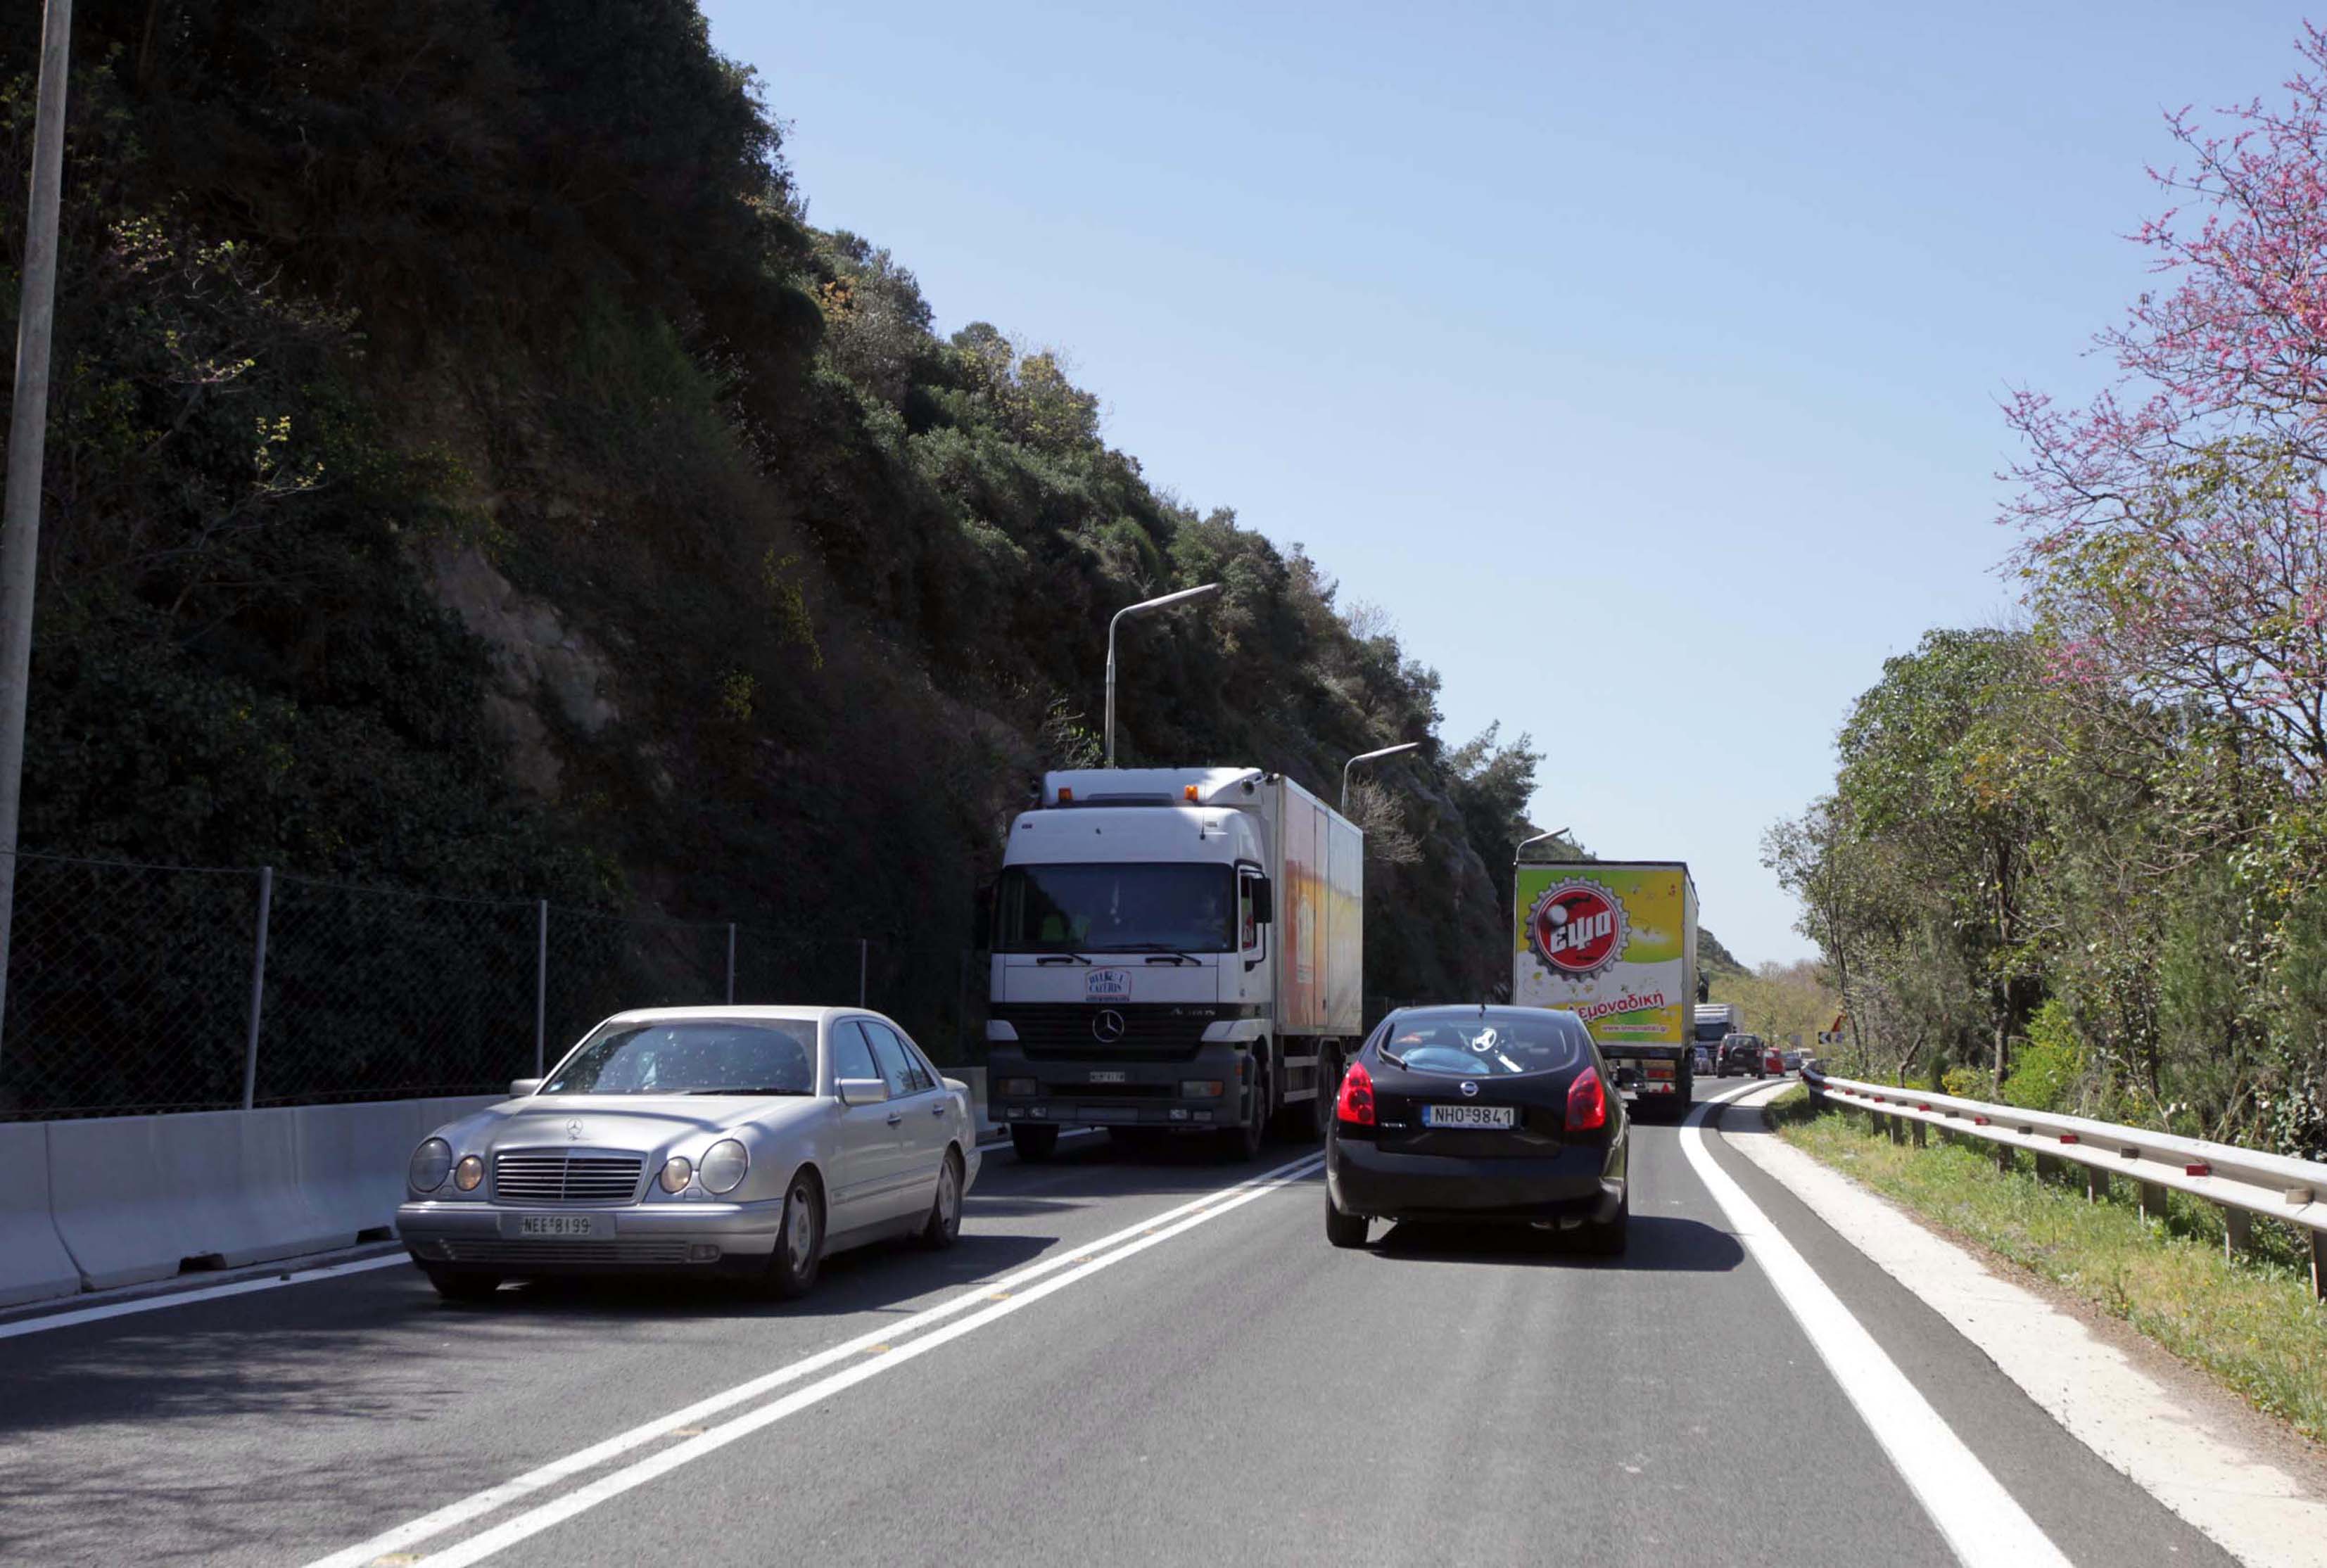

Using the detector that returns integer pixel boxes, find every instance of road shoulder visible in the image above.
[1727,1083,2327,1568]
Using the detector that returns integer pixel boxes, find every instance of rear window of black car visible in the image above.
[1378,1010,1586,1077]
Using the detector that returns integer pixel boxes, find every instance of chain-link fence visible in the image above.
[0,851,988,1121]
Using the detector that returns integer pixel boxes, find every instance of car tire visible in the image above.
[1325,1192,1370,1249]
[423,1268,502,1303]
[916,1149,963,1249]
[1580,1183,1629,1257]
[760,1170,825,1299]
[1010,1123,1060,1162]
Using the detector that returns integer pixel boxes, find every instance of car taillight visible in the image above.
[1567,1069,1607,1133]
[1336,1061,1376,1126]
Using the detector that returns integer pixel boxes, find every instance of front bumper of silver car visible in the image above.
[396,1199,787,1275]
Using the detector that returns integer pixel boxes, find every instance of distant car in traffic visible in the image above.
[1324,1005,1628,1255]
[1780,1050,1804,1074]
[1693,1045,1716,1077]
[1718,1033,1768,1078]
[398,1006,979,1303]
[1763,1046,1785,1076]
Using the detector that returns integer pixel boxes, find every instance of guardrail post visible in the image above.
[2036,1152,2062,1184]
[2140,1181,2168,1223]
[1995,1142,2013,1174]
[1911,1119,1927,1149]
[534,900,547,1076]
[241,866,272,1109]
[2312,1231,2325,1302]
[2222,1209,2251,1262]
[2086,1166,2109,1204]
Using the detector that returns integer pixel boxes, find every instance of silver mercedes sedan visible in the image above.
[396,1006,982,1303]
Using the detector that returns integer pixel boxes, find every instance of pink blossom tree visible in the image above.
[2007,25,2327,786]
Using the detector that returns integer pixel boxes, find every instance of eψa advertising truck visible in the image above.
[986,767,1364,1160]
[1512,861,1699,1120]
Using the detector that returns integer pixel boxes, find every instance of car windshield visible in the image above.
[995,863,1236,953]
[1378,1010,1586,1077]
[542,1020,818,1095]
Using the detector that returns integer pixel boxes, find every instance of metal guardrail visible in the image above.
[1803,1069,2327,1301]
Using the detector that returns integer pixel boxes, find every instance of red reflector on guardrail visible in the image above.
[2059,1134,2079,1145]
[2185,1162,2212,1177]
[1972,1116,1989,1126]
[1917,1104,1932,1111]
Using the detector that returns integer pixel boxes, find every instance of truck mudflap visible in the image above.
[1606,1048,1692,1121]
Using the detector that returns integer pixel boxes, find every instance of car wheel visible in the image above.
[1581,1183,1629,1257]
[1010,1123,1060,1162]
[760,1170,825,1299]
[917,1150,963,1250]
[423,1268,502,1303]
[1325,1190,1369,1249]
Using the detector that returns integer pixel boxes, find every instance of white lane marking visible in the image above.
[1682,1090,2071,1568]
[1733,1095,2327,1567]
[303,1149,1324,1568]
[405,1153,1324,1567]
[0,1254,408,1340]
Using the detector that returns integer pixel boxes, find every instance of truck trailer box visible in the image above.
[1512,860,1699,1118]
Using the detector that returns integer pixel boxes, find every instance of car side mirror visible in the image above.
[837,1077,891,1107]
[1250,878,1274,924]
[509,1078,543,1098]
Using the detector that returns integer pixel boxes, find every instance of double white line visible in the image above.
[307,1149,1325,1568]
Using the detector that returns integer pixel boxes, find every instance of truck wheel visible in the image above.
[1325,1191,1369,1249]
[1225,1070,1267,1161]
[1673,1068,1694,1119]
[1010,1124,1060,1162]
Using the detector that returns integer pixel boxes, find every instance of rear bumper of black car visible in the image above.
[1326,1133,1623,1225]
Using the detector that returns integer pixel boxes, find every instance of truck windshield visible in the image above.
[996,864,1236,953]
[1692,1019,1730,1043]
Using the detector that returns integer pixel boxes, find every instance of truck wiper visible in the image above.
[1109,943,1201,964]
[1034,952,1093,966]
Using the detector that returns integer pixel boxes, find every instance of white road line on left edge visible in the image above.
[1682,1088,2070,1568]
[0,1254,408,1340]
[408,1153,1324,1568]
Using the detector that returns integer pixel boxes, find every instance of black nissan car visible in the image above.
[1324,1005,1628,1254]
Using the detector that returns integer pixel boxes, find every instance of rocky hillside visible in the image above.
[1,3,1548,1053]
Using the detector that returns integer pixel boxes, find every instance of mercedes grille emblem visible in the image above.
[1091,1009,1127,1044]
[564,1119,585,1140]
[1459,1081,1479,1097]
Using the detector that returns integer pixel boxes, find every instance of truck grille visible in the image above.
[996,1005,1212,1062]
[492,1149,644,1204]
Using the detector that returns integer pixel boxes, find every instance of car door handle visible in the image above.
[886,1111,903,1126]
[930,1103,945,1116]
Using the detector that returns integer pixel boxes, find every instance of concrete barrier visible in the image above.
[47,1107,355,1289]
[0,1123,79,1307]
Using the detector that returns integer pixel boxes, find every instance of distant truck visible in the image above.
[986,767,1363,1159]
[1512,860,1700,1120]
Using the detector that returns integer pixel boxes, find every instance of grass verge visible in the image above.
[1768,1088,2327,1446]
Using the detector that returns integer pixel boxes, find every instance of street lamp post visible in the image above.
[1104,582,1220,766]
[1514,827,1572,863]
[0,0,75,1071]
[1340,741,1421,815]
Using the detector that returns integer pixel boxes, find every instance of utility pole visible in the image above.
[0,0,74,1068]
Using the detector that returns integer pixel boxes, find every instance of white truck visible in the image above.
[985,767,1364,1159]
[1693,1002,1742,1069]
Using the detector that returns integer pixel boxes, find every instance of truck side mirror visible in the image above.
[1250,878,1274,924]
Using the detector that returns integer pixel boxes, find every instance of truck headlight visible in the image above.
[1002,1078,1036,1097]
[1180,1080,1224,1098]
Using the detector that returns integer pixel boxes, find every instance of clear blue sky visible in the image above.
[704,0,2309,964]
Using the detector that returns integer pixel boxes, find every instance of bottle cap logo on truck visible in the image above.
[1526,880,1628,979]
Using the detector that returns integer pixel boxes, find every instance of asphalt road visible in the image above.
[0,1089,2245,1567]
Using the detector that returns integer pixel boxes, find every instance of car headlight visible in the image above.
[454,1154,486,1192]
[409,1138,452,1193]
[658,1155,695,1194]
[700,1140,749,1195]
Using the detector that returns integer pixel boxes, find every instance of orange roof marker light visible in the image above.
[1184,784,1200,801]
[1058,786,1074,803]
